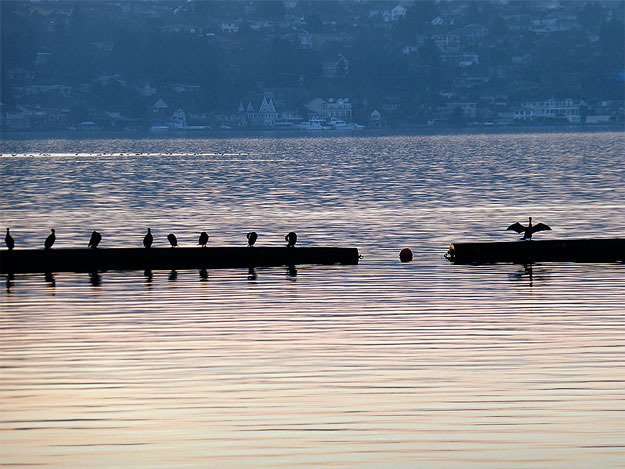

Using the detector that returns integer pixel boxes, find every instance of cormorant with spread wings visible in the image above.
[507,217,551,240]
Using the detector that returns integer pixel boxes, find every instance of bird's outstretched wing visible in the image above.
[531,223,551,233]
[506,222,525,234]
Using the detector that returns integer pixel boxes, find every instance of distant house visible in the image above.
[137,81,156,97]
[521,98,584,122]
[167,108,187,128]
[441,52,479,68]
[305,98,353,121]
[161,24,200,34]
[220,23,239,33]
[12,84,72,99]
[7,68,35,82]
[152,98,168,113]
[241,97,278,127]
[431,16,444,26]
[391,4,407,21]
[35,52,52,66]
[585,115,611,124]
[512,106,534,121]
[322,54,349,78]
[170,84,200,94]
[369,109,385,128]
[433,102,478,121]
[298,32,313,50]
[248,19,272,31]
[435,24,487,50]
[402,45,419,55]
[322,98,352,120]
[452,24,488,40]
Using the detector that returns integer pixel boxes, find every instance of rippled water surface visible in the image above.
[1,132,624,468]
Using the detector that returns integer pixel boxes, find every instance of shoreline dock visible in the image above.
[447,238,625,264]
[0,247,360,274]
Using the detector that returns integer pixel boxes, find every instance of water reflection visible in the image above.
[168,269,178,281]
[5,272,14,292]
[508,264,552,287]
[44,271,56,287]
[1,133,624,468]
[287,264,297,279]
[199,268,208,281]
[89,271,102,286]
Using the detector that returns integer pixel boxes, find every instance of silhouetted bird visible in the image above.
[198,231,209,247]
[88,230,102,249]
[5,228,15,250]
[246,231,258,247]
[167,233,178,247]
[507,217,551,240]
[143,228,153,248]
[44,229,56,249]
[285,231,297,247]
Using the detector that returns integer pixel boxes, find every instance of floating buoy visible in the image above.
[399,248,413,262]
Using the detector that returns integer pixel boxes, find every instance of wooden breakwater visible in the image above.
[0,247,360,273]
[447,238,625,264]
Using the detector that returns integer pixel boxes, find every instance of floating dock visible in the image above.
[0,247,359,274]
[447,238,625,264]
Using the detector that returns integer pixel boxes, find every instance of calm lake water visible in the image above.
[1,132,624,468]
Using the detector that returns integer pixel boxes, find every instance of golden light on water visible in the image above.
[1,133,625,466]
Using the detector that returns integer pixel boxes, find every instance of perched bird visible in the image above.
[285,231,297,248]
[5,228,15,250]
[167,233,178,247]
[507,217,551,240]
[198,231,209,247]
[246,231,258,247]
[143,228,153,248]
[88,230,102,249]
[44,229,56,249]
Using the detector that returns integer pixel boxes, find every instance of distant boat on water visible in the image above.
[328,118,364,130]
[296,118,329,130]
[295,118,364,131]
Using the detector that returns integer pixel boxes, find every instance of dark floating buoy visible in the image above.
[285,232,297,248]
[507,217,551,240]
[143,228,153,248]
[198,231,209,247]
[247,231,258,247]
[44,229,56,250]
[5,228,15,251]
[399,248,413,262]
[167,233,178,248]
[88,230,102,249]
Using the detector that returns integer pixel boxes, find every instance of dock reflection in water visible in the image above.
[1,132,624,467]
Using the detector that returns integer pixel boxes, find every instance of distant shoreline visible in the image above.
[1,123,623,143]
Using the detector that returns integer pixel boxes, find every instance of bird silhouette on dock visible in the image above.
[507,217,551,240]
[285,232,297,247]
[5,228,15,250]
[167,233,178,247]
[198,231,209,247]
[143,228,153,248]
[88,231,102,249]
[44,229,56,249]
[247,231,258,247]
